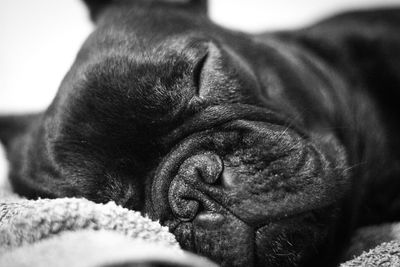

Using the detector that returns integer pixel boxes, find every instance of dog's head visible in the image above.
[0,1,352,266]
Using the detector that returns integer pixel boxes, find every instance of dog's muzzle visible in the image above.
[148,107,349,266]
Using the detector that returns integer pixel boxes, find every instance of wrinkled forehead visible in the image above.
[72,1,347,137]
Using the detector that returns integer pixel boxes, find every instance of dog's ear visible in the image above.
[0,113,40,151]
[81,0,114,21]
[82,0,208,21]
[175,0,208,14]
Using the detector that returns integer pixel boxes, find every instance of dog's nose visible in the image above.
[184,152,223,185]
[168,152,223,222]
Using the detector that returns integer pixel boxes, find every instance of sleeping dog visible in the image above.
[1,0,400,266]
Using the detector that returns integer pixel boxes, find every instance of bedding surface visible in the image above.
[1,147,400,267]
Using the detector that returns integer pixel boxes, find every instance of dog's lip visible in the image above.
[190,207,322,229]
[170,203,331,246]
[193,211,225,229]
[168,174,335,230]
[169,203,322,233]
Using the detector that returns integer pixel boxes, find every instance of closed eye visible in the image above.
[193,51,209,96]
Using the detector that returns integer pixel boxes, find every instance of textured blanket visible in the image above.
[0,175,216,267]
[1,163,400,266]
[341,224,400,267]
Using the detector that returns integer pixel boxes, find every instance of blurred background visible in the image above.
[0,0,400,178]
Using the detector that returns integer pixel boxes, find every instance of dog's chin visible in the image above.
[148,119,349,266]
[173,207,339,266]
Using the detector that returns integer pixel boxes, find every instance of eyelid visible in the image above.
[192,51,209,96]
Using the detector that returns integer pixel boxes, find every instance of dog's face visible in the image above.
[4,1,351,266]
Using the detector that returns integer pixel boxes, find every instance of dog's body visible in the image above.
[1,1,400,266]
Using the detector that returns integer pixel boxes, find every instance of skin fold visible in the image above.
[0,1,400,266]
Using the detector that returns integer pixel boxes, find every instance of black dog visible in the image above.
[1,0,400,266]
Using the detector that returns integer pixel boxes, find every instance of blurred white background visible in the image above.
[0,0,400,181]
[1,0,400,113]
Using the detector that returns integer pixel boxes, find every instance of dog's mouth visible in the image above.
[148,107,349,266]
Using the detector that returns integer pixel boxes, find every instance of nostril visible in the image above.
[168,152,223,222]
[174,198,200,222]
[169,178,200,221]
[187,152,223,185]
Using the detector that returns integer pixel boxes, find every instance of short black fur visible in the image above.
[1,2,400,266]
